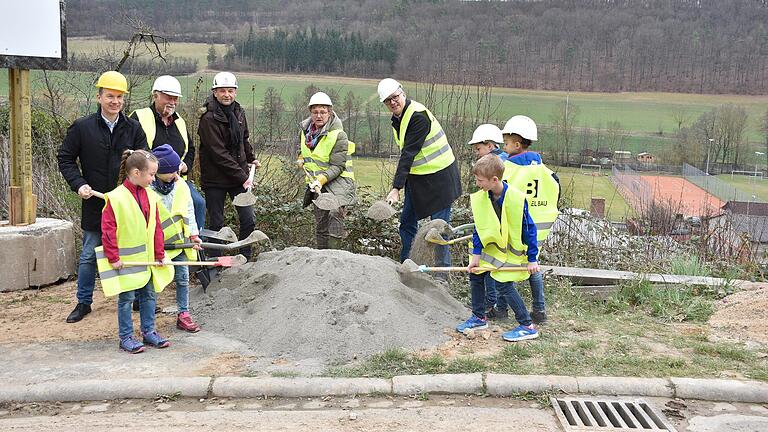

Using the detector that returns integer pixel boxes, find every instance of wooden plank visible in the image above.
[8,68,35,225]
[541,265,766,291]
[8,186,22,225]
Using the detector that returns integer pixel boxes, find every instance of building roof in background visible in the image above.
[722,201,768,216]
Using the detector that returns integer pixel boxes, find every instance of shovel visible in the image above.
[123,254,247,268]
[398,258,528,274]
[425,231,473,246]
[232,164,257,207]
[366,199,397,221]
[166,230,270,251]
[302,166,341,211]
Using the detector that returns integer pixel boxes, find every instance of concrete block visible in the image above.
[0,218,76,292]
[577,376,674,397]
[0,378,211,402]
[392,373,483,395]
[672,378,768,403]
[486,374,579,396]
[212,377,391,398]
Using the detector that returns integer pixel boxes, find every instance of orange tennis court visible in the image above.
[639,175,724,217]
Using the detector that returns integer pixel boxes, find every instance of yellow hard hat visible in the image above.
[95,71,129,93]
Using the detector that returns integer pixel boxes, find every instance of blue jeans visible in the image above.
[117,281,157,340]
[496,280,533,326]
[399,186,451,267]
[187,180,206,231]
[76,230,102,305]
[498,270,546,312]
[484,272,497,309]
[173,254,190,313]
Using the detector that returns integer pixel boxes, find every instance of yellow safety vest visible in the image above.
[95,185,174,297]
[502,161,560,241]
[393,101,455,175]
[470,186,530,283]
[300,129,355,182]
[133,107,189,155]
[153,180,197,261]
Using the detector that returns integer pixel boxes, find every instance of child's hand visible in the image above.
[468,255,481,273]
[527,261,541,274]
[158,256,172,267]
[190,235,203,251]
[111,260,123,270]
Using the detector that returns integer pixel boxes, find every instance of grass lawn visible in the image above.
[552,166,632,220]
[325,279,768,382]
[716,173,768,202]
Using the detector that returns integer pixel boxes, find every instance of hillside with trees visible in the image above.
[65,0,768,95]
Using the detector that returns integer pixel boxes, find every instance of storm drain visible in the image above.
[550,397,677,431]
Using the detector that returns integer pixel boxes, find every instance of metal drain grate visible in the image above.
[550,397,678,431]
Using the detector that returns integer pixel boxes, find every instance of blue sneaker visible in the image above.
[502,325,539,342]
[142,330,171,348]
[119,336,145,354]
[456,315,488,333]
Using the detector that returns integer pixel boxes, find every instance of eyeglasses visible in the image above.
[383,92,402,105]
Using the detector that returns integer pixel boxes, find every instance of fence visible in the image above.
[611,165,653,209]
[682,163,763,203]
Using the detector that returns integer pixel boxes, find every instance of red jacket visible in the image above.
[101,180,165,263]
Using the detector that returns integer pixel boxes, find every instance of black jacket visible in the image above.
[391,100,462,219]
[129,105,195,173]
[198,95,255,189]
[57,108,148,231]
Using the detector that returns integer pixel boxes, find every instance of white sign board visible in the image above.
[0,0,66,69]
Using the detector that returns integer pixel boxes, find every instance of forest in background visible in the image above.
[65,0,768,95]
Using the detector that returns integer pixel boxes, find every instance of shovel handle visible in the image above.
[91,190,105,199]
[123,261,218,267]
[165,242,232,251]
[246,164,256,190]
[419,266,528,273]
[444,234,473,245]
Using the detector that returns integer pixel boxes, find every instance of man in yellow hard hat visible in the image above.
[57,70,148,324]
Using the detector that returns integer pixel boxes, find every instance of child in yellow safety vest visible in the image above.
[97,149,174,354]
[455,154,541,342]
[150,144,203,333]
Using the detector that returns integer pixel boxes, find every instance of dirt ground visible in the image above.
[0,279,178,343]
[640,175,724,217]
[709,287,768,346]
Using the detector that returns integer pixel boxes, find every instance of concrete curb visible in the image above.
[1,374,766,403]
[0,378,211,403]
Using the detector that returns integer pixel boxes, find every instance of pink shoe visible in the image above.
[177,311,201,333]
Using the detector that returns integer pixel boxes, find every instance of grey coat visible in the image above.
[299,114,357,206]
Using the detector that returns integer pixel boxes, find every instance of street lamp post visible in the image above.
[706,138,714,175]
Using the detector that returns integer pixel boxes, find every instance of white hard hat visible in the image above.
[502,115,538,141]
[152,75,182,97]
[211,71,238,89]
[468,124,503,145]
[377,78,402,102]
[308,92,333,107]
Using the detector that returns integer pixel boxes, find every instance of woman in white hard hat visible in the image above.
[377,78,462,269]
[298,92,356,249]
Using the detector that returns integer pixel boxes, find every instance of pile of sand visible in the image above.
[192,247,466,363]
[708,287,768,346]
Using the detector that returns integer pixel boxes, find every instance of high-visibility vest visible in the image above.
[300,129,355,182]
[502,161,560,241]
[95,185,174,297]
[132,107,189,156]
[393,101,455,175]
[152,180,197,261]
[470,187,530,283]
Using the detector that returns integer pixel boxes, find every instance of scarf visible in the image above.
[220,102,242,155]
[152,178,176,195]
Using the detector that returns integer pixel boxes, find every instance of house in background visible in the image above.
[636,152,656,163]
[613,150,632,162]
[707,201,768,263]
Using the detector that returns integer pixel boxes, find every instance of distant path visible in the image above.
[640,175,723,216]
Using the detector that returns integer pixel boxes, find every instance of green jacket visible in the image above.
[299,114,356,206]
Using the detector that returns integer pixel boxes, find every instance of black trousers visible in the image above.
[203,186,256,259]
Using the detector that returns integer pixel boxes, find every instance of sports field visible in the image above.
[716,174,768,202]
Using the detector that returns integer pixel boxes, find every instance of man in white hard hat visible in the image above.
[198,72,260,260]
[498,115,561,325]
[130,75,206,231]
[378,78,462,269]
[57,70,148,323]
[298,91,357,249]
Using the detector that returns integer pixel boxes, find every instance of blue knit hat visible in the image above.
[152,144,182,174]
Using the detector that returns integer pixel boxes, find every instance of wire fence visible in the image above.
[682,163,763,203]
[611,165,653,210]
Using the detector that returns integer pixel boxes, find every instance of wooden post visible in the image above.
[8,68,35,225]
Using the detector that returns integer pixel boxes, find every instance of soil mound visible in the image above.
[192,247,466,363]
[709,287,768,346]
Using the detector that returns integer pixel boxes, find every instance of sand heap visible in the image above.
[192,247,466,363]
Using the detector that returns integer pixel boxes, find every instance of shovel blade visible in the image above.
[216,254,248,267]
[424,228,449,245]
[200,227,238,243]
[312,193,341,211]
[232,192,257,207]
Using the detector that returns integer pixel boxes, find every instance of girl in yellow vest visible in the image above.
[99,149,173,353]
[150,144,203,332]
[456,154,541,342]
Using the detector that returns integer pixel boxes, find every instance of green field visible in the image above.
[553,166,632,220]
[716,173,768,202]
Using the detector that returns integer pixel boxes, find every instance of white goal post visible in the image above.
[731,170,764,180]
[580,164,602,175]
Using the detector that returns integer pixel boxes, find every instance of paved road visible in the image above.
[2,395,767,431]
